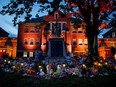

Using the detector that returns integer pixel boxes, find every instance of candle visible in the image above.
[4,60,6,62]
[21,63,24,66]
[8,61,10,64]
[39,65,42,69]
[63,64,66,67]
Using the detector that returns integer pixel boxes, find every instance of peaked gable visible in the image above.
[0,27,9,37]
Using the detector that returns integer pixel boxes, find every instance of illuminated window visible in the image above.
[24,26,28,33]
[110,42,115,47]
[73,39,77,45]
[3,50,5,52]
[36,38,40,45]
[30,39,34,45]
[29,52,33,57]
[78,39,82,45]
[23,52,27,57]
[84,39,88,45]
[24,38,28,45]
[72,28,76,33]
[30,26,35,33]
[0,50,2,52]
[78,28,82,33]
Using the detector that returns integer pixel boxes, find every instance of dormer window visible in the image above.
[112,32,115,38]
[55,13,59,19]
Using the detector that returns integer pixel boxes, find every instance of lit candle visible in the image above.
[21,63,24,66]
[8,61,10,64]
[98,63,102,66]
[105,62,108,65]
[82,64,86,68]
[4,60,6,62]
[63,64,66,67]
[115,54,116,60]
[94,62,98,65]
[39,65,42,69]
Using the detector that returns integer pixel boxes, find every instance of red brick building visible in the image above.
[98,28,116,59]
[0,27,17,58]
[17,10,116,60]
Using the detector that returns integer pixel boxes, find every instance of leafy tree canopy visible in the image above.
[0,0,65,26]
[0,0,116,31]
[66,0,116,36]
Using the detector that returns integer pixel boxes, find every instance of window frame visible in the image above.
[30,38,34,45]
[78,28,82,33]
[29,52,33,57]
[78,39,83,45]
[23,52,27,57]
[24,26,28,33]
[24,38,28,45]
[30,26,35,33]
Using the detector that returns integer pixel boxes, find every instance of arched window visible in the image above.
[54,13,59,19]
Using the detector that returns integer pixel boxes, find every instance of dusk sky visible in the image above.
[0,0,109,38]
[0,0,18,37]
[0,0,48,37]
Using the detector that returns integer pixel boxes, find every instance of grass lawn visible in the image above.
[0,69,116,87]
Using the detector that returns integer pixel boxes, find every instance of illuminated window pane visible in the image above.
[72,28,76,33]
[24,39,28,45]
[3,50,5,52]
[29,52,33,57]
[23,52,27,57]
[84,39,88,45]
[78,28,82,33]
[110,42,115,47]
[0,50,2,52]
[78,39,82,45]
[30,39,34,45]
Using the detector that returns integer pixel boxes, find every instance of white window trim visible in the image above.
[78,27,82,33]
[78,39,83,45]
[24,38,28,45]
[30,38,34,45]
[84,39,88,45]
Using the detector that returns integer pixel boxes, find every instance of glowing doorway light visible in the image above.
[115,54,116,60]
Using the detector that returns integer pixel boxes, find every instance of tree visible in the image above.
[0,0,63,26]
[110,46,116,56]
[65,0,116,65]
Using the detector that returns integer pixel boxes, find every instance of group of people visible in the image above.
[0,55,116,79]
